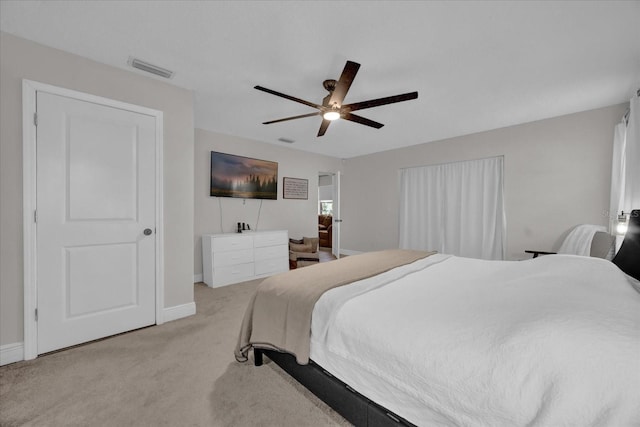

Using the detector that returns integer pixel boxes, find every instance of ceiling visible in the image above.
[1,1,639,159]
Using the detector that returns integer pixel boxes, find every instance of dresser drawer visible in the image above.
[212,235,253,252]
[254,231,287,248]
[213,248,253,267]
[254,244,288,262]
[214,263,254,285]
[255,257,288,276]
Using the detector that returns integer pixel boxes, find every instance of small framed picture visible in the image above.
[283,177,308,200]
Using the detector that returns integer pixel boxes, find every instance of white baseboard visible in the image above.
[1,342,24,366]
[193,273,203,283]
[340,249,364,256]
[163,301,196,323]
[0,303,195,366]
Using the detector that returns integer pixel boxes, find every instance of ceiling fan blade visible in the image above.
[262,111,321,125]
[329,61,360,107]
[254,85,323,110]
[342,113,384,129]
[317,119,331,137]
[344,91,418,112]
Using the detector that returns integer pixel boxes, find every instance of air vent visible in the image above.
[278,137,295,144]
[128,57,174,79]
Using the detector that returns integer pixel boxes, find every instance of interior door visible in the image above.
[332,171,341,259]
[36,91,157,354]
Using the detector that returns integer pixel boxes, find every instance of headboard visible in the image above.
[612,209,640,281]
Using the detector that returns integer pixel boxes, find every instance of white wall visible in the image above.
[341,104,626,260]
[0,32,195,348]
[194,129,342,279]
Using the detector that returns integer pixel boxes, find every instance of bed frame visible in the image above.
[255,348,416,427]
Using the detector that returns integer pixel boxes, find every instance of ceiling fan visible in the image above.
[255,60,418,137]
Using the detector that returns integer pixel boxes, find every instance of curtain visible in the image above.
[610,93,640,247]
[399,156,505,260]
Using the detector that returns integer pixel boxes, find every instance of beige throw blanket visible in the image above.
[235,249,435,364]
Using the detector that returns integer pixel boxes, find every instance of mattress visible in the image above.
[310,254,640,426]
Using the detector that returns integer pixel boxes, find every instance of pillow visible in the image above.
[303,237,319,252]
[290,243,313,253]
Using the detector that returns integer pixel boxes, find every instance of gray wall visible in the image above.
[0,33,195,347]
[340,104,626,260]
[194,129,342,278]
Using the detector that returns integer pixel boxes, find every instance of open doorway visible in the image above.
[318,172,341,258]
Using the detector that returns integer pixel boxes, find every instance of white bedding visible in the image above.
[310,254,640,427]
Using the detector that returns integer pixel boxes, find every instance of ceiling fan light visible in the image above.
[323,111,341,121]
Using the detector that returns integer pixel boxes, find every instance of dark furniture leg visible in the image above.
[254,348,263,366]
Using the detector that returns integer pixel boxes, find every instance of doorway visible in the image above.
[318,171,341,258]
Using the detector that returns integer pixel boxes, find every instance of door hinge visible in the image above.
[35,308,38,321]
[33,113,38,126]
[34,210,37,223]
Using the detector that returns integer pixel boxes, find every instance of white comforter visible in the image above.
[310,254,640,427]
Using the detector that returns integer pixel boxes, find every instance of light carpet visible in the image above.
[0,280,350,427]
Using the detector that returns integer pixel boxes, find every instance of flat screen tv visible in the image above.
[210,151,278,200]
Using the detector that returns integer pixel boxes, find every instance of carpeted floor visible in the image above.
[0,280,350,427]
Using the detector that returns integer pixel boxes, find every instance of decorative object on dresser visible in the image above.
[289,237,320,269]
[318,214,332,248]
[202,230,288,287]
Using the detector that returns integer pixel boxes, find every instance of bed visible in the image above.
[235,210,640,427]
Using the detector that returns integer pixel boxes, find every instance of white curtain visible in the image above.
[610,93,640,246]
[399,156,505,260]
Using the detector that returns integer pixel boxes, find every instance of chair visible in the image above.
[526,225,615,259]
[289,237,320,269]
[318,214,332,248]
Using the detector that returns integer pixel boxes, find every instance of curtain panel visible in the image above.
[399,156,505,260]
[610,94,640,249]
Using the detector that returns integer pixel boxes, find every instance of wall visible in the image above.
[194,129,342,279]
[0,33,195,349]
[341,104,626,260]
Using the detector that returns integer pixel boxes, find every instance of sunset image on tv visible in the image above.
[210,152,278,199]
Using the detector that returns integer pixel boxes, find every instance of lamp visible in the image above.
[616,211,629,235]
[323,110,341,121]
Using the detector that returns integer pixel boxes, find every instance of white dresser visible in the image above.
[202,230,288,287]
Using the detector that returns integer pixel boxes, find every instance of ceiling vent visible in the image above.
[128,57,174,79]
[278,137,295,144]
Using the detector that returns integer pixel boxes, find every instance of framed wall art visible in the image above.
[283,177,308,200]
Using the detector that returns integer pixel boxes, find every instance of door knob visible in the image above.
[143,228,153,236]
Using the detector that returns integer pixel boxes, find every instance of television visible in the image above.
[210,151,278,200]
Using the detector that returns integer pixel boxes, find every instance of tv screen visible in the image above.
[210,151,278,200]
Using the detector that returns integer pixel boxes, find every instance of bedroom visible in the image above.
[1,1,639,426]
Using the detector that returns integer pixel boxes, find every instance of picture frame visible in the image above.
[283,177,308,200]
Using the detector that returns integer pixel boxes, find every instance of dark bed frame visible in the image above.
[252,210,640,427]
[255,348,416,427]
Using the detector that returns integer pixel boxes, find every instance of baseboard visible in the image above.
[163,301,196,323]
[1,342,24,366]
[0,304,195,366]
[193,273,203,283]
[340,249,364,256]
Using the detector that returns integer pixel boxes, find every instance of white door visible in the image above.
[36,91,157,354]
[332,171,341,259]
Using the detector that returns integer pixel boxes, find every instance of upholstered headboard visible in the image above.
[612,209,640,281]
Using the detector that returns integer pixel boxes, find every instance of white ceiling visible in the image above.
[1,1,639,158]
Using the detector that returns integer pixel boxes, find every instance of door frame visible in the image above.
[22,80,165,360]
